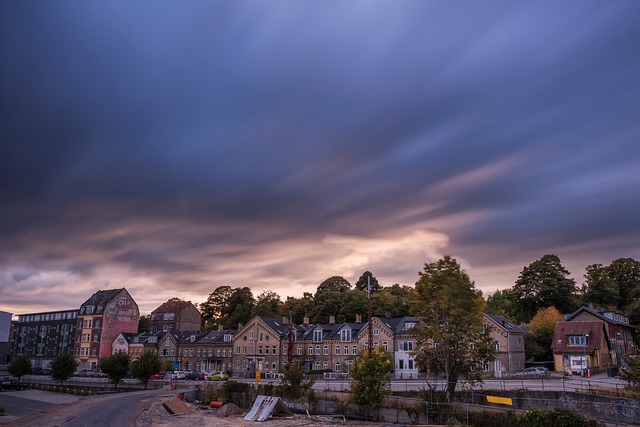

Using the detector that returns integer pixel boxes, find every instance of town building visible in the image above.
[483,313,526,377]
[0,310,11,368]
[552,320,612,375]
[74,288,139,370]
[149,300,202,334]
[11,309,78,370]
[194,328,236,373]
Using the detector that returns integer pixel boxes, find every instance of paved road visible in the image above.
[0,393,54,419]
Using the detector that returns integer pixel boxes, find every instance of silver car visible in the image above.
[516,367,550,378]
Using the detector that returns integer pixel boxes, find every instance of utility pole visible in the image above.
[367,276,373,356]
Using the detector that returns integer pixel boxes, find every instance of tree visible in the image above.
[100,352,130,388]
[485,289,517,320]
[619,354,640,392]
[410,256,495,401]
[350,347,393,411]
[373,284,412,318]
[279,361,314,398]
[608,258,640,311]
[8,355,31,384]
[199,286,234,329]
[252,290,282,317]
[224,287,255,329]
[511,254,577,323]
[50,352,78,386]
[315,276,351,297]
[525,306,564,361]
[138,314,150,333]
[130,351,164,389]
[355,271,382,294]
[279,293,314,324]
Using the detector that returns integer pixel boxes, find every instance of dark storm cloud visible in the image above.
[1,1,639,313]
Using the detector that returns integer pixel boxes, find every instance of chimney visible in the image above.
[303,316,309,325]
[238,322,244,330]
[282,316,289,325]
[329,315,335,324]
[355,314,362,323]
[218,324,224,332]
[385,311,391,318]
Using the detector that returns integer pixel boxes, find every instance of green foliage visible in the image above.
[251,290,283,317]
[8,355,32,382]
[355,271,382,293]
[279,362,314,398]
[224,287,255,329]
[279,293,315,324]
[619,354,640,391]
[222,380,250,404]
[467,408,595,427]
[137,314,150,333]
[130,351,164,389]
[199,286,235,329]
[350,347,392,410]
[373,284,412,318]
[410,256,495,401]
[99,352,130,387]
[512,254,578,322]
[315,276,351,296]
[485,288,518,320]
[50,352,78,386]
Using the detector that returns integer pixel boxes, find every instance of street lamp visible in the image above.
[581,333,589,390]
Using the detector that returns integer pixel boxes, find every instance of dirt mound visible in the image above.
[213,403,242,417]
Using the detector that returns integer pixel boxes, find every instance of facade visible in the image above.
[389,317,422,379]
[483,314,526,377]
[11,309,78,370]
[74,288,139,370]
[552,320,612,375]
[194,328,236,373]
[149,301,202,334]
[564,306,635,366]
[0,310,11,368]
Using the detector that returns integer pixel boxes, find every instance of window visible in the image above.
[313,329,323,342]
[493,341,500,351]
[340,329,351,342]
[197,348,201,357]
[224,334,232,342]
[315,345,320,355]
[383,341,388,351]
[373,328,379,336]
[335,362,341,371]
[323,361,328,370]
[308,345,313,355]
[272,345,276,354]
[335,346,341,355]
[249,331,254,343]
[315,361,320,370]
[259,332,264,342]
[323,345,329,355]
[569,335,587,346]
[403,322,415,330]
[189,348,193,357]
[353,345,358,355]
[344,345,349,355]
[165,337,171,347]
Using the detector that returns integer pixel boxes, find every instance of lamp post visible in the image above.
[581,333,589,390]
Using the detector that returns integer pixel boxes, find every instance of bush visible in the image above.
[222,380,250,404]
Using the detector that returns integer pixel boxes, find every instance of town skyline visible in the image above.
[2,2,639,316]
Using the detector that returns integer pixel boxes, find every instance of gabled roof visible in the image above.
[151,300,198,315]
[551,320,610,353]
[177,330,210,344]
[198,329,237,344]
[484,313,525,334]
[79,288,126,313]
[565,306,631,327]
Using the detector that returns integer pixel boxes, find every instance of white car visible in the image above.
[515,367,550,378]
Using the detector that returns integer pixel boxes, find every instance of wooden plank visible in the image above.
[486,395,513,405]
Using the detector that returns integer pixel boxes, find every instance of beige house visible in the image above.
[149,301,202,334]
[483,314,525,377]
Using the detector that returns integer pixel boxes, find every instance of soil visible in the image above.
[135,397,391,427]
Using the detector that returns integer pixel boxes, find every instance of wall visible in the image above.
[99,290,139,359]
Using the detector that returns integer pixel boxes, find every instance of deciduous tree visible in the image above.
[410,256,495,401]
[50,352,78,386]
[130,351,164,389]
[8,355,31,383]
[315,276,351,296]
[199,286,234,329]
[355,271,382,294]
[100,352,130,388]
[224,287,255,329]
[350,347,393,411]
[526,306,564,361]
[252,290,282,317]
[512,254,577,322]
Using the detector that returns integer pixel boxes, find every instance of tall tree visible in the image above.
[315,276,351,296]
[252,290,283,317]
[608,258,640,311]
[279,293,314,324]
[511,254,577,323]
[373,284,412,318]
[350,347,393,411]
[199,286,234,329]
[525,306,564,361]
[581,264,618,309]
[50,352,78,386]
[410,256,495,401]
[355,271,382,294]
[130,351,164,389]
[138,314,150,333]
[485,289,518,320]
[224,287,255,329]
[8,355,31,384]
[100,352,130,388]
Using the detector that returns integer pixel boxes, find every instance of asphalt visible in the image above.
[0,389,80,424]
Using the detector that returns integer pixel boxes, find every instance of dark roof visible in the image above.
[551,320,610,353]
[151,300,197,315]
[485,314,525,334]
[79,289,125,313]
[566,306,631,327]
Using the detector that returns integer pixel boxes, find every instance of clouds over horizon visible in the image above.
[1,1,639,315]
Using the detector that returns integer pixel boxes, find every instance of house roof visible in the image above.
[151,300,197,315]
[484,313,525,334]
[551,320,610,354]
[566,306,632,327]
[79,288,125,312]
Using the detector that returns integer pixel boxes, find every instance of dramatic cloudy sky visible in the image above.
[1,1,639,316]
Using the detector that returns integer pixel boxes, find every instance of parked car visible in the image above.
[515,367,550,378]
[150,372,165,380]
[0,376,22,391]
[185,371,206,381]
[208,371,229,381]
[32,368,51,376]
[171,371,187,380]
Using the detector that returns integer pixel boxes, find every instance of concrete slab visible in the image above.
[1,389,80,404]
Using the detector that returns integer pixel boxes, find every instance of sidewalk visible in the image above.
[1,389,80,404]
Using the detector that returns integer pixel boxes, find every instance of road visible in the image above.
[0,393,54,419]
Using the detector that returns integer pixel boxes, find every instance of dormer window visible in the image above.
[403,322,416,331]
[313,329,323,342]
[340,328,351,342]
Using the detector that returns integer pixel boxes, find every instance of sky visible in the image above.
[1,1,639,316]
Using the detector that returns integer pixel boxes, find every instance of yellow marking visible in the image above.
[486,396,513,405]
